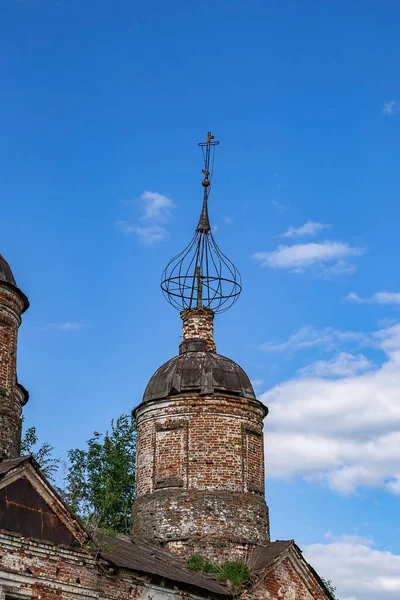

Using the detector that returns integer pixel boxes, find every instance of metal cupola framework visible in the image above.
[161,132,242,314]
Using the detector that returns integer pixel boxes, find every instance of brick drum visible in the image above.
[0,283,28,462]
[131,309,270,561]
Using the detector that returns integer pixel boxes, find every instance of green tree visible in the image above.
[321,577,338,599]
[20,421,59,483]
[63,413,136,534]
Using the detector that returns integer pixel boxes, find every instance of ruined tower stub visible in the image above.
[0,255,29,461]
[131,133,270,560]
[132,311,270,560]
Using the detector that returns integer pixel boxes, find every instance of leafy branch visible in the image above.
[19,419,60,482]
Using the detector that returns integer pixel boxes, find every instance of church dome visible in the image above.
[0,255,17,286]
[0,254,29,312]
[142,339,256,404]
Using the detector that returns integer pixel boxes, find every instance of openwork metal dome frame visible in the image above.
[161,228,242,313]
[161,132,242,314]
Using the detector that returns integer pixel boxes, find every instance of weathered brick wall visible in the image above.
[252,556,328,600]
[0,532,204,600]
[181,309,216,352]
[135,396,265,495]
[133,489,269,561]
[0,286,26,462]
[0,532,330,600]
[132,394,269,560]
[0,288,22,395]
[0,392,22,462]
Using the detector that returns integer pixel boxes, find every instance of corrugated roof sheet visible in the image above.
[102,534,230,596]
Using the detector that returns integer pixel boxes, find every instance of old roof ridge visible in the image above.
[0,454,33,475]
[101,533,231,596]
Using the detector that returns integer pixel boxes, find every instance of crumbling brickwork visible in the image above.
[181,308,216,352]
[132,393,269,560]
[0,284,28,462]
[0,532,205,600]
[0,391,23,464]
[0,289,20,395]
[252,555,329,600]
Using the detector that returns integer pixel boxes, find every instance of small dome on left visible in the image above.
[0,254,17,286]
[0,254,29,312]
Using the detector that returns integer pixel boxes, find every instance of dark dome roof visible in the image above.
[142,339,255,404]
[0,254,17,286]
[0,254,29,312]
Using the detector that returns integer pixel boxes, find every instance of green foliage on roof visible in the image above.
[186,554,251,591]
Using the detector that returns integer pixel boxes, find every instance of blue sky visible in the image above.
[2,1,400,598]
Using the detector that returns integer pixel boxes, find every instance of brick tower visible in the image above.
[0,254,29,461]
[131,134,270,560]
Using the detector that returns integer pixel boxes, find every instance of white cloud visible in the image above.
[119,222,167,245]
[322,260,356,277]
[280,220,330,238]
[345,292,363,302]
[254,241,365,274]
[117,191,174,245]
[382,100,400,116]
[261,325,369,353]
[140,191,174,221]
[377,318,398,327]
[250,379,264,391]
[271,199,288,213]
[345,292,400,305]
[261,322,400,494]
[298,352,374,377]
[223,216,234,225]
[304,534,400,600]
[45,322,86,332]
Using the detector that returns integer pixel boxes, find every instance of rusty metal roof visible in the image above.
[141,347,256,404]
[0,254,17,286]
[102,534,230,596]
[252,540,294,573]
[0,455,31,476]
[102,538,315,598]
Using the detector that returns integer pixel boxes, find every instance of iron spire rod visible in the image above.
[198,131,219,191]
[161,132,242,314]
[197,132,219,234]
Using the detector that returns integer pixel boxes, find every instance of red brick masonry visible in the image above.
[181,308,216,353]
[0,286,27,461]
[132,392,270,560]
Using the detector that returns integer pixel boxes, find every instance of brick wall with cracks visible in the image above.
[0,532,209,600]
[132,394,270,560]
